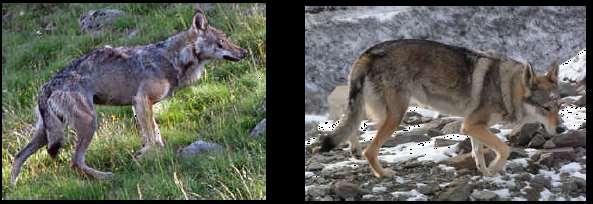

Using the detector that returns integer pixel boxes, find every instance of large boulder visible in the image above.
[305,6,585,114]
[79,9,124,36]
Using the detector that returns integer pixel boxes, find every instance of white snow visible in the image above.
[321,158,366,172]
[407,105,441,118]
[570,196,586,201]
[558,49,586,83]
[559,105,586,130]
[492,189,510,198]
[305,171,315,178]
[372,186,387,193]
[391,189,428,201]
[508,158,529,168]
[511,197,527,201]
[394,176,406,184]
[538,169,562,187]
[539,188,552,201]
[559,162,586,180]
[437,164,455,172]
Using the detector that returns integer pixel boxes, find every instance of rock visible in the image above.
[531,174,552,190]
[446,152,495,170]
[505,161,525,174]
[523,187,540,201]
[305,7,585,114]
[527,134,546,148]
[543,140,556,149]
[420,117,433,123]
[508,123,542,146]
[424,118,456,131]
[403,111,423,125]
[436,179,474,201]
[330,181,362,201]
[558,81,578,97]
[176,140,222,158]
[551,129,586,148]
[327,85,348,120]
[456,138,473,154]
[427,128,445,137]
[307,184,330,198]
[514,172,532,182]
[434,138,459,147]
[417,183,440,195]
[249,118,266,138]
[560,180,578,195]
[384,129,431,147]
[574,94,586,107]
[79,9,124,36]
[508,147,528,160]
[308,162,324,171]
[441,120,462,135]
[536,147,576,168]
[471,190,498,201]
[362,194,377,201]
[573,176,586,190]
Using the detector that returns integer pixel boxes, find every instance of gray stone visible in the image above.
[427,128,445,137]
[537,147,576,168]
[307,184,330,198]
[436,179,474,201]
[434,138,459,147]
[551,129,586,148]
[177,140,223,158]
[330,181,362,200]
[308,162,324,171]
[471,190,498,201]
[417,183,440,195]
[441,120,463,135]
[250,118,266,138]
[79,9,124,36]
[543,140,556,149]
[488,128,501,134]
[509,123,542,146]
[403,111,423,125]
[305,6,585,114]
[530,174,551,190]
[527,134,546,148]
[523,187,540,201]
[384,129,431,147]
[508,147,528,160]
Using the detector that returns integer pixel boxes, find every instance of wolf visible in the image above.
[10,9,247,185]
[317,39,564,178]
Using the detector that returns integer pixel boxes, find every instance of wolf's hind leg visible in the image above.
[348,133,361,159]
[363,88,410,178]
[468,137,491,176]
[64,93,113,179]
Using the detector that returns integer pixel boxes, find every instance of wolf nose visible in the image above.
[240,48,248,58]
[555,126,566,134]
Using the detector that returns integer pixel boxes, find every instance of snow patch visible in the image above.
[391,189,428,201]
[559,105,586,130]
[492,188,510,198]
[305,171,315,178]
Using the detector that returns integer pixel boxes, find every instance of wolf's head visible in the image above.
[521,61,564,135]
[189,9,248,62]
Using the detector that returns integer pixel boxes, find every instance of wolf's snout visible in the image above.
[239,48,248,58]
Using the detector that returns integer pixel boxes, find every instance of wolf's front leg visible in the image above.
[132,95,160,159]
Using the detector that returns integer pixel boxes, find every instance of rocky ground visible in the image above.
[304,70,586,201]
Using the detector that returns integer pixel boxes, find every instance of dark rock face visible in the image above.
[305,6,585,114]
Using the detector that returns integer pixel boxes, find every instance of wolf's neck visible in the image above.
[159,30,207,88]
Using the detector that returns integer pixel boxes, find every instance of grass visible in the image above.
[2,3,266,200]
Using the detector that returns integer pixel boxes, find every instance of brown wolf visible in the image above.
[317,39,563,178]
[11,9,247,185]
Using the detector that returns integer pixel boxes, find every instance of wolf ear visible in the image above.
[545,60,560,84]
[523,63,536,88]
[192,9,208,31]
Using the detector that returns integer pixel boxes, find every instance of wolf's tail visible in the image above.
[319,54,373,152]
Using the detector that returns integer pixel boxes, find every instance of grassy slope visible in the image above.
[2,3,266,199]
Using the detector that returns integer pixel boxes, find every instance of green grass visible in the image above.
[2,3,266,200]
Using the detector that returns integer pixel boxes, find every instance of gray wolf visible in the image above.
[11,9,247,185]
[316,39,563,178]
